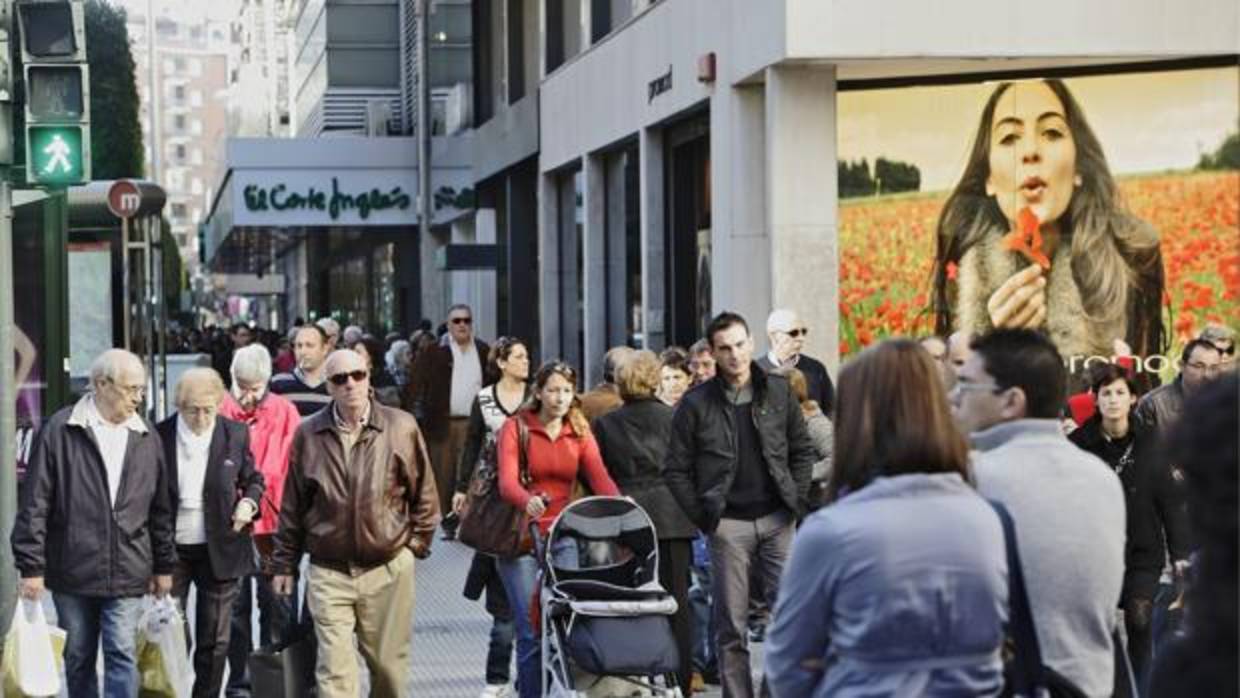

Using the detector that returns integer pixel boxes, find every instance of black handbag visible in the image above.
[458,418,532,558]
[989,500,1137,698]
[248,628,317,698]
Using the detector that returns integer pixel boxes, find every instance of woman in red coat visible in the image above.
[496,361,619,698]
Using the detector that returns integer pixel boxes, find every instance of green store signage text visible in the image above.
[243,177,413,220]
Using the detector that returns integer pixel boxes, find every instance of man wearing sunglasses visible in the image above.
[407,304,490,540]
[1135,337,1224,446]
[273,349,440,698]
[757,308,835,414]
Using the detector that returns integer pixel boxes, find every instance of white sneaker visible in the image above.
[479,683,512,698]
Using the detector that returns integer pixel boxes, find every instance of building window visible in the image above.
[174,114,186,131]
[175,144,186,161]
[173,57,186,72]
[191,119,203,135]
[191,177,203,195]
[192,148,203,165]
[557,167,585,371]
[173,84,185,101]
[170,203,187,219]
[189,58,203,76]
[190,90,202,107]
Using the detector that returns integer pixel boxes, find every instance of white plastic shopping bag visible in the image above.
[2,599,62,697]
[136,596,192,698]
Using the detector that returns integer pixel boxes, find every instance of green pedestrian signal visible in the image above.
[26,125,87,185]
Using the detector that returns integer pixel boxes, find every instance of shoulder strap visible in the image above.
[517,416,531,488]
[988,498,1043,696]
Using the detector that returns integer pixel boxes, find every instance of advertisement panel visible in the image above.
[836,66,1239,381]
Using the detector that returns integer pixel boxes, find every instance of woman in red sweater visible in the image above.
[496,361,619,698]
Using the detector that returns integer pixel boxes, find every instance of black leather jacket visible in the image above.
[665,366,816,534]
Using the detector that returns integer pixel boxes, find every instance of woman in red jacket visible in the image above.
[496,361,619,698]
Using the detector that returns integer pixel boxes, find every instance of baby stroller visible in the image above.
[534,496,683,697]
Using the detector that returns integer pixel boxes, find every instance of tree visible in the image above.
[874,157,921,195]
[838,159,875,199]
[1197,123,1240,171]
[85,0,144,179]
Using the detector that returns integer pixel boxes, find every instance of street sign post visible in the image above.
[107,178,143,218]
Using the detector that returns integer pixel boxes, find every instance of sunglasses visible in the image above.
[450,317,473,325]
[327,369,369,386]
[785,328,809,338]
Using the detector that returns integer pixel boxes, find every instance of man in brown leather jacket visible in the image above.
[272,349,440,698]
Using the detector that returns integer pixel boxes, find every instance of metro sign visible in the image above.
[26,125,88,185]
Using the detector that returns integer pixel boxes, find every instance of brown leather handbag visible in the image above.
[458,418,532,558]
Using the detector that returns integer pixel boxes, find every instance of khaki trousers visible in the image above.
[307,548,415,698]
[428,416,471,518]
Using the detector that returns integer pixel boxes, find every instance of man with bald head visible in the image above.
[758,309,835,414]
[273,349,441,698]
[13,348,177,698]
[156,368,265,698]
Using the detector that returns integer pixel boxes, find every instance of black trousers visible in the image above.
[172,544,243,698]
[659,538,694,692]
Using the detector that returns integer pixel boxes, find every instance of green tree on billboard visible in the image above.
[1197,122,1240,170]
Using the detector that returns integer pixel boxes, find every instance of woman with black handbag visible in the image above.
[452,337,533,698]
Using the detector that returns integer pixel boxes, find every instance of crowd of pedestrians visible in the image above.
[9,303,1236,698]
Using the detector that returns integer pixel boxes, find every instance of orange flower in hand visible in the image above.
[1002,207,1051,270]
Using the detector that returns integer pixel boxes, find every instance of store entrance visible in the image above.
[665,114,712,348]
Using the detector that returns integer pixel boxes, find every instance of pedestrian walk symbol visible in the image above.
[42,135,74,174]
[27,126,88,185]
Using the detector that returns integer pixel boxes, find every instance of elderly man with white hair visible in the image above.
[218,344,303,698]
[156,368,265,698]
[274,349,440,698]
[12,348,176,698]
[757,308,836,414]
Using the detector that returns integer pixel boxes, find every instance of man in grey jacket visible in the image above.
[952,329,1125,698]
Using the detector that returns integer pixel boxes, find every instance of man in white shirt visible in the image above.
[12,349,176,698]
[407,304,489,539]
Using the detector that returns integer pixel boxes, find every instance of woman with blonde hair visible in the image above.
[496,361,620,698]
[766,340,1008,697]
[593,350,698,691]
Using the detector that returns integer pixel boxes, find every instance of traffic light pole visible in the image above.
[0,176,18,635]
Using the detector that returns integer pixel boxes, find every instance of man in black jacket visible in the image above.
[157,368,265,698]
[666,312,816,698]
[757,308,835,414]
[12,349,176,698]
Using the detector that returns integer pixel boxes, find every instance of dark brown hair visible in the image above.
[787,368,819,417]
[826,339,970,503]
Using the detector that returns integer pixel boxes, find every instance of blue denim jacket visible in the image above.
[765,473,1008,698]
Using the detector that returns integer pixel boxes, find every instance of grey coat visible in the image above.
[765,473,1008,698]
[804,408,833,483]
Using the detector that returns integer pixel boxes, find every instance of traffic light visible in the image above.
[17,0,89,185]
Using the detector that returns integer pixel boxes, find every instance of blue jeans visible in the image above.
[53,592,144,698]
[689,559,717,676]
[495,554,541,698]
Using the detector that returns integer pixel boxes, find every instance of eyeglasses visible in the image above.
[108,378,146,398]
[782,328,809,338]
[327,369,369,386]
[1186,362,1220,374]
[450,317,473,325]
[949,381,1004,398]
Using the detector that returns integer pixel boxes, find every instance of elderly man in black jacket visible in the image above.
[12,348,176,698]
[666,312,816,698]
[157,368,265,698]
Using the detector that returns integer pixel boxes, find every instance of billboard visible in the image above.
[836,66,1239,380]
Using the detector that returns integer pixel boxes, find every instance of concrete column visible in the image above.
[537,170,562,364]
[712,83,769,333]
[505,162,539,345]
[582,153,608,386]
[638,127,665,351]
[604,151,628,348]
[472,209,498,341]
[765,65,839,373]
[419,224,448,328]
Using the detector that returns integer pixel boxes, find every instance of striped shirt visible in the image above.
[269,368,331,417]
